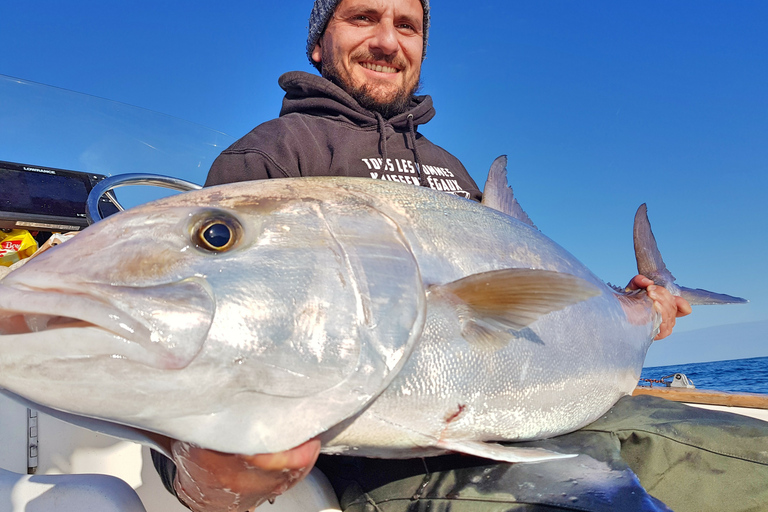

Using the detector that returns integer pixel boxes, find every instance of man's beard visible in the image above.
[321,51,421,118]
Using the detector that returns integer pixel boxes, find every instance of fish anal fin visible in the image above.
[436,439,576,463]
[481,156,537,229]
[435,268,601,346]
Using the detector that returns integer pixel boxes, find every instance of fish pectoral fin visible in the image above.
[436,439,576,463]
[435,269,601,347]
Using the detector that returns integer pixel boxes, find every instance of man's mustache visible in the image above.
[351,50,407,70]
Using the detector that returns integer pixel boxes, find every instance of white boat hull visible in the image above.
[0,394,341,512]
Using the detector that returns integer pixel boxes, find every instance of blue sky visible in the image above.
[1,0,766,365]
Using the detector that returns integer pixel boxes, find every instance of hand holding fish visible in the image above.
[170,439,321,512]
[627,275,692,340]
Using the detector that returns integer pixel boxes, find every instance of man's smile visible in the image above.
[359,61,400,74]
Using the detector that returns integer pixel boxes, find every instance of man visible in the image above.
[203,0,481,202]
[154,0,701,510]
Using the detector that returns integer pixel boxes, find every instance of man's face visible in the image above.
[311,0,424,117]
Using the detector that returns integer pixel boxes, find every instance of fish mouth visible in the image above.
[0,277,215,370]
[1,313,97,335]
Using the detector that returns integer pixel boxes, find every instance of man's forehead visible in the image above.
[334,0,424,23]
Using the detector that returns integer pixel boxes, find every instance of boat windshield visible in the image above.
[0,74,236,210]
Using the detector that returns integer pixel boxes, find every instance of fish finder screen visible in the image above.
[0,161,116,231]
[0,167,90,218]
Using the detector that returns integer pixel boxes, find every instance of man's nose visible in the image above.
[369,21,399,55]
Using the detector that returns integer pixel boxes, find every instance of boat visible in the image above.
[634,376,768,423]
[1,74,765,511]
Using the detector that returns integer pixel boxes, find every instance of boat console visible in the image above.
[0,160,119,232]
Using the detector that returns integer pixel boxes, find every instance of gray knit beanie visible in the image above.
[307,0,430,70]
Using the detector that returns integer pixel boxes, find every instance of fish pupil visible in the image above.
[203,223,231,248]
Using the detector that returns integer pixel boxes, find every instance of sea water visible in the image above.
[641,356,768,395]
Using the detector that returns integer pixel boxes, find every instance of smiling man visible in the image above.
[204,0,483,201]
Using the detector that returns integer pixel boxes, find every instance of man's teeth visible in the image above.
[361,62,398,73]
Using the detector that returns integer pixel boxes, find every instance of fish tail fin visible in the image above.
[633,204,747,305]
[677,286,749,306]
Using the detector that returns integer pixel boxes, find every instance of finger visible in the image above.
[646,285,673,340]
[244,438,321,471]
[626,274,652,291]
[675,296,692,318]
[647,283,681,306]
[653,300,676,340]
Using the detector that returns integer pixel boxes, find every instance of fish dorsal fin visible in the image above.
[481,155,537,229]
[433,268,600,348]
[633,204,748,305]
[436,439,575,463]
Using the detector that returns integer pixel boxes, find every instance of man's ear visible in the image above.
[311,38,323,65]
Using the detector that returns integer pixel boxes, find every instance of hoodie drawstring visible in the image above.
[375,112,389,175]
[407,114,428,187]
[375,112,428,188]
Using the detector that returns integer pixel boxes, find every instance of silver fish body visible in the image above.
[0,172,728,462]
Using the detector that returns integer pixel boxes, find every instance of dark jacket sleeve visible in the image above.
[204,116,313,187]
[204,148,292,187]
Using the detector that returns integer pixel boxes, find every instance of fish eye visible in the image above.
[193,215,241,252]
[203,222,232,248]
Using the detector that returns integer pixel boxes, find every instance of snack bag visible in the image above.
[0,229,39,267]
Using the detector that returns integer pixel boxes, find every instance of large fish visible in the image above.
[0,156,745,464]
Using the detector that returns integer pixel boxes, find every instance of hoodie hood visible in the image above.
[205,70,481,202]
[278,71,435,130]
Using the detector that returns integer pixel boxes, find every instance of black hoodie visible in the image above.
[204,71,481,201]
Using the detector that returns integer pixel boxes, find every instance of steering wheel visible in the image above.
[86,173,202,224]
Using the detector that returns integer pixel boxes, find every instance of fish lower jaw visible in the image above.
[0,326,189,370]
